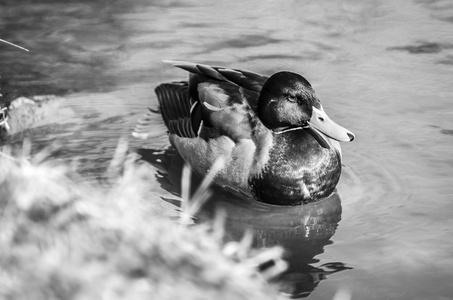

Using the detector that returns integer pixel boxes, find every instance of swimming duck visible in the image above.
[135,61,354,205]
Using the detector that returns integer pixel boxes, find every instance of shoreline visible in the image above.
[0,145,287,300]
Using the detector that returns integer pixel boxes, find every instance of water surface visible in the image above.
[1,0,453,299]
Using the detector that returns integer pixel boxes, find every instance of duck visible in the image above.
[134,61,354,205]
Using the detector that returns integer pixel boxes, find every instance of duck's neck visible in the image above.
[271,126,305,135]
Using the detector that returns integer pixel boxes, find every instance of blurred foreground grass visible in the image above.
[0,144,285,300]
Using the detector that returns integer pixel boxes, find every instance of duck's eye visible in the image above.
[318,117,325,122]
[287,95,297,102]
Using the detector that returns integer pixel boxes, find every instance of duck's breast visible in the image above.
[249,130,342,205]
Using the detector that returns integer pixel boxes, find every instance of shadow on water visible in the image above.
[138,147,352,298]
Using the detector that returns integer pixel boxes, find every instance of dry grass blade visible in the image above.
[0,146,15,162]
[179,157,225,224]
[20,138,31,159]
[181,163,191,202]
[0,38,29,52]
[191,157,225,202]
[212,209,226,242]
[31,142,63,164]
[333,288,352,300]
[179,162,193,224]
[107,136,129,177]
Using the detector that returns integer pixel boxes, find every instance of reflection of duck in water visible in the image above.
[136,148,352,299]
[134,61,354,205]
[278,262,352,298]
[198,186,351,298]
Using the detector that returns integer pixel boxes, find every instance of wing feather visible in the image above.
[154,82,197,138]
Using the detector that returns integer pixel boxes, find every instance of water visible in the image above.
[1,0,453,299]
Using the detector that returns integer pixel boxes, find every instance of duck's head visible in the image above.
[257,71,354,148]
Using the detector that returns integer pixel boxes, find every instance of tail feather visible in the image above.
[162,60,267,92]
[155,82,197,138]
[162,60,227,81]
[218,68,265,92]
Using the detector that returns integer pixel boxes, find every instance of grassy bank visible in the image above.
[0,145,285,300]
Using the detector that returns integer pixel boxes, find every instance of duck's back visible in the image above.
[155,63,268,142]
[151,64,275,197]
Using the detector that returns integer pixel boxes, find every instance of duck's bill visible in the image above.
[308,106,355,144]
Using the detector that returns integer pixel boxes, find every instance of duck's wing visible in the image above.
[162,61,268,141]
[156,82,198,138]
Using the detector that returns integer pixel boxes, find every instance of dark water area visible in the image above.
[0,0,154,98]
[1,0,453,299]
